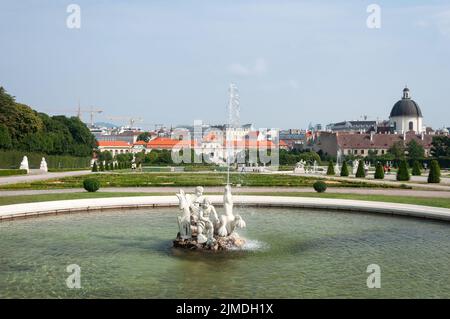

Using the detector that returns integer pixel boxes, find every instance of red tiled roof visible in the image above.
[97,141,131,147]
[147,137,195,149]
[336,132,432,149]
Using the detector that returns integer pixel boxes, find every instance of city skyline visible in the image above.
[1,1,450,129]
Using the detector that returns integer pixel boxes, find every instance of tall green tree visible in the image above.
[0,86,95,157]
[431,136,450,157]
[407,140,425,160]
[0,124,12,149]
[137,132,151,142]
[389,141,406,160]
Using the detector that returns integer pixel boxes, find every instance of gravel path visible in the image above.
[0,170,92,185]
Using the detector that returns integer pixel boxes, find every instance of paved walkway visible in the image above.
[0,170,92,185]
[1,195,449,222]
[0,186,449,198]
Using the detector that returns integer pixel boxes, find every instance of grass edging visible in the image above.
[0,191,449,209]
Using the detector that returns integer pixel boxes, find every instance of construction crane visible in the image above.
[107,116,144,129]
[77,105,103,127]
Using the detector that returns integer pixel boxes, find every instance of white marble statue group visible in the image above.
[18,156,48,173]
[175,185,246,246]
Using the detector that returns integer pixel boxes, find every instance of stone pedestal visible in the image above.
[173,233,245,251]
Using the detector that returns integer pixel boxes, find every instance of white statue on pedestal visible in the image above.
[294,160,306,174]
[352,160,359,175]
[40,157,48,173]
[131,154,137,170]
[20,156,29,173]
[176,189,193,240]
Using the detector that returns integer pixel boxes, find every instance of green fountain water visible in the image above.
[1,207,449,298]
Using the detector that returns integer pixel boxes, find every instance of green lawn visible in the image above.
[0,191,449,209]
[0,172,402,190]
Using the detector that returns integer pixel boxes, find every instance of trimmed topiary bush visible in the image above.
[411,160,422,176]
[355,160,365,178]
[340,161,349,177]
[83,178,100,192]
[427,160,441,183]
[326,161,335,175]
[396,160,410,181]
[92,161,98,172]
[374,162,384,179]
[99,161,105,171]
[313,180,327,193]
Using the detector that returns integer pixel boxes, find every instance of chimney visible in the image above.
[403,131,406,140]
[370,131,374,142]
[421,132,424,140]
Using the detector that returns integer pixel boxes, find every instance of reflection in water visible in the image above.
[0,207,449,298]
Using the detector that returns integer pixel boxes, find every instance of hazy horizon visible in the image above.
[1,0,450,130]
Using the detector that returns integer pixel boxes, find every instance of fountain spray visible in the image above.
[227,83,240,185]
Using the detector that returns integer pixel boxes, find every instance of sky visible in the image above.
[1,0,450,130]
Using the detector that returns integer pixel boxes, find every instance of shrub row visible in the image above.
[0,150,90,169]
[0,169,27,176]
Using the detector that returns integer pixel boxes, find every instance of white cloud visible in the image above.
[434,10,450,36]
[228,58,268,77]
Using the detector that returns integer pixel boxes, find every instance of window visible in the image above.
[393,122,397,130]
[361,150,364,154]
[354,150,357,154]
[382,150,385,155]
[409,121,414,131]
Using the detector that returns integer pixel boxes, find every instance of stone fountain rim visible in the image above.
[1,195,449,223]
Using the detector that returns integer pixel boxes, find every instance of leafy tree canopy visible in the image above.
[0,86,95,157]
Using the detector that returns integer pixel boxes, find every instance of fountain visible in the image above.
[173,185,246,250]
[173,84,247,251]
[313,160,318,174]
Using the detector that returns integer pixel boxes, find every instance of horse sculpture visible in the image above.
[217,185,246,237]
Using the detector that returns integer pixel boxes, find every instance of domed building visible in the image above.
[389,87,424,134]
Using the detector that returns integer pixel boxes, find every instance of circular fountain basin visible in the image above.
[1,206,449,298]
